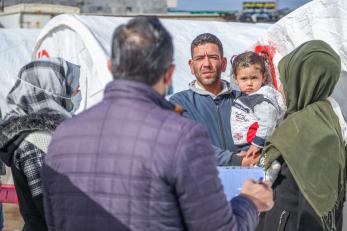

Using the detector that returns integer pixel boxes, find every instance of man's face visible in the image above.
[189,43,227,88]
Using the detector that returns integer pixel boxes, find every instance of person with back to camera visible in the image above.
[0,58,81,231]
[257,40,347,231]
[41,16,274,231]
[230,51,286,171]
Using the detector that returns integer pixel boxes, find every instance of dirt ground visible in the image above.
[3,204,24,231]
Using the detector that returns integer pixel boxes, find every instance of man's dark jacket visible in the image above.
[42,80,258,231]
[170,80,242,165]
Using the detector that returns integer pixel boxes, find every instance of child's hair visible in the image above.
[231,51,273,86]
[231,51,266,76]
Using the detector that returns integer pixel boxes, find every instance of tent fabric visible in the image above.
[256,0,347,116]
[0,29,39,185]
[32,14,270,111]
[0,29,40,116]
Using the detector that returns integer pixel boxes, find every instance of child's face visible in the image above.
[234,64,266,95]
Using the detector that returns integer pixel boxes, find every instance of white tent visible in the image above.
[0,29,40,115]
[257,0,347,115]
[0,28,39,185]
[32,14,270,112]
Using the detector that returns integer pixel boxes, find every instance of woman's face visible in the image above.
[71,84,80,97]
[66,84,81,112]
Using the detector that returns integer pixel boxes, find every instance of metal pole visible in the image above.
[0,0,4,12]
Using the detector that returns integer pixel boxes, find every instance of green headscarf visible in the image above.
[263,40,345,230]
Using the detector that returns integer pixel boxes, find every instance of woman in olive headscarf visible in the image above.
[257,40,346,231]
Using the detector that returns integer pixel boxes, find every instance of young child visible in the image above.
[230,51,286,170]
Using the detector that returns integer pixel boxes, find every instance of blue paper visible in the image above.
[217,167,265,200]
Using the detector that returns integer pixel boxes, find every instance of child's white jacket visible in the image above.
[230,85,286,148]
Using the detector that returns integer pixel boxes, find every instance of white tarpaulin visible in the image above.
[256,0,347,115]
[32,14,270,111]
[0,29,40,116]
[0,28,39,185]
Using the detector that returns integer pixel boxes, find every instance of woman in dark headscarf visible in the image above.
[0,58,81,231]
[258,40,346,231]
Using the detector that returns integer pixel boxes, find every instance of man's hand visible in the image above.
[240,150,261,166]
[246,145,260,158]
[240,179,274,212]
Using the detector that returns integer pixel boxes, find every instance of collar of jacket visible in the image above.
[104,79,179,112]
[189,80,232,99]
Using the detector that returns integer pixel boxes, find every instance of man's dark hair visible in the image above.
[191,33,223,57]
[111,16,174,85]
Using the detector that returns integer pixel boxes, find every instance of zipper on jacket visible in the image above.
[277,210,288,231]
[214,97,227,149]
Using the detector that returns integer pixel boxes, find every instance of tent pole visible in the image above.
[0,0,4,12]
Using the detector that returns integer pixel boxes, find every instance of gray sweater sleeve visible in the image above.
[212,145,243,166]
[174,123,258,231]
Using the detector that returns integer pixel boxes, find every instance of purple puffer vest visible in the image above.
[42,80,258,231]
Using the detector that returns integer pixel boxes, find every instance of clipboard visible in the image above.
[217,166,264,200]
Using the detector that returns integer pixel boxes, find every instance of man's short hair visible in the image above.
[191,33,223,57]
[111,16,174,86]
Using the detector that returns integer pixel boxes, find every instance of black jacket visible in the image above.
[0,113,65,231]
